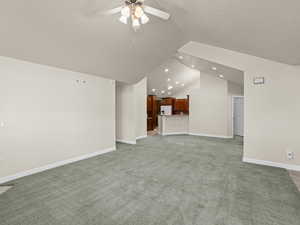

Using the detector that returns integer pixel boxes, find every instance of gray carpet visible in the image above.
[0,186,12,196]
[0,135,299,225]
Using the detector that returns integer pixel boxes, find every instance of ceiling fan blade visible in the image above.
[102,6,123,15]
[143,6,170,20]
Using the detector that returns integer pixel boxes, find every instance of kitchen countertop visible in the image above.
[159,114,189,117]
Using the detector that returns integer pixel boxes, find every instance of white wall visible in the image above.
[189,73,229,137]
[134,77,147,139]
[116,82,136,144]
[180,41,300,169]
[228,82,244,136]
[0,56,116,179]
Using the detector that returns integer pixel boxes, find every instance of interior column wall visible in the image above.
[116,82,136,144]
[134,77,147,139]
[189,72,229,138]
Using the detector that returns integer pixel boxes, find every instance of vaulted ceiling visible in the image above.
[147,58,200,98]
[1,0,299,83]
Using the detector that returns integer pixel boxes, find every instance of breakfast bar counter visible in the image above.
[158,114,189,136]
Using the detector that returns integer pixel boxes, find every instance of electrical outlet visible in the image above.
[287,151,295,160]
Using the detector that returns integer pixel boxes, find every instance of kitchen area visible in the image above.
[147,96,189,136]
[146,55,200,136]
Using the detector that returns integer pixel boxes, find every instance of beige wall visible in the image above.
[189,73,229,137]
[134,78,147,139]
[0,56,116,179]
[180,41,300,168]
[116,82,136,144]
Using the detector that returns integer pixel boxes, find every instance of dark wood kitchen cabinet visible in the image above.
[147,95,157,131]
[174,98,189,114]
[160,97,175,106]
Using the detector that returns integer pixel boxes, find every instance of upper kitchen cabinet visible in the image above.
[160,98,175,106]
[174,97,189,114]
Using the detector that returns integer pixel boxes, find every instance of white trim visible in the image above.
[0,147,116,185]
[243,157,300,172]
[161,132,188,136]
[189,133,233,139]
[116,139,136,145]
[136,135,147,140]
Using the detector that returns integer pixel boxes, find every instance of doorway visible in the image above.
[233,96,244,137]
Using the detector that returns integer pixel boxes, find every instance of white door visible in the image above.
[233,97,244,136]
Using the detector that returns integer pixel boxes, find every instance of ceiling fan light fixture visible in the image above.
[132,18,140,29]
[119,15,128,24]
[134,6,144,18]
[105,0,170,31]
[141,14,149,24]
[121,6,130,17]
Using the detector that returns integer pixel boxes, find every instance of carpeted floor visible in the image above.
[289,171,300,191]
[0,135,299,225]
[0,186,12,196]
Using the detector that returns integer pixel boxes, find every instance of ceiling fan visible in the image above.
[103,0,170,31]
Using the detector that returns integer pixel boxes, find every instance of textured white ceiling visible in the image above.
[147,58,200,97]
[177,53,244,85]
[147,54,243,98]
[0,0,186,83]
[0,0,299,83]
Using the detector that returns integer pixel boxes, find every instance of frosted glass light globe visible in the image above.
[121,6,130,17]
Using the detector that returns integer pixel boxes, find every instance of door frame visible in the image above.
[232,96,244,137]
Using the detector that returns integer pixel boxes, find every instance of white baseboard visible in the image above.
[161,132,188,136]
[189,133,233,139]
[116,139,136,145]
[0,147,116,185]
[136,135,147,140]
[243,157,300,172]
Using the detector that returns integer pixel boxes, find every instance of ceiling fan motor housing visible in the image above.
[126,0,142,5]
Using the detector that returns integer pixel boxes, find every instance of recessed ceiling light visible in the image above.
[164,68,169,73]
[175,81,179,85]
[179,56,184,59]
[152,89,156,92]
[219,74,224,78]
[168,86,173,90]
[161,90,165,94]
[181,83,185,87]
[212,67,217,71]
[168,92,172,95]
[167,78,171,82]
[191,65,195,68]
